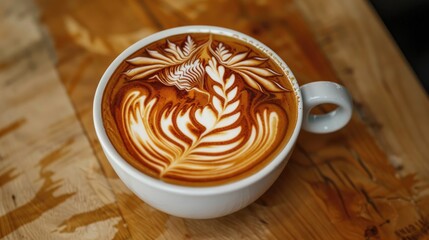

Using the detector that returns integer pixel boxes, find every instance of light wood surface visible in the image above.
[0,0,129,239]
[1,0,428,239]
[296,0,429,180]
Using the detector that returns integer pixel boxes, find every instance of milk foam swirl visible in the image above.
[112,35,292,184]
[122,59,280,181]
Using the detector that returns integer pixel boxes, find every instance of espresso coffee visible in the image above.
[102,33,297,186]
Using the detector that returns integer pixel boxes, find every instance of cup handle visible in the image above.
[300,81,352,134]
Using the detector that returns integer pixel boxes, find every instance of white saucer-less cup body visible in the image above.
[93,26,352,219]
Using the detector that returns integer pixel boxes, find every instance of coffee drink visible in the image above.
[102,33,297,186]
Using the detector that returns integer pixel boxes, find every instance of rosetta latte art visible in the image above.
[105,34,294,185]
[123,58,279,180]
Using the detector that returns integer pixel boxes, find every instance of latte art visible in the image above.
[102,33,297,186]
[123,59,279,181]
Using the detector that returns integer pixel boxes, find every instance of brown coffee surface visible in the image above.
[102,33,297,186]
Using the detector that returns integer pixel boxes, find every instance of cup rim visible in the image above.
[93,25,303,195]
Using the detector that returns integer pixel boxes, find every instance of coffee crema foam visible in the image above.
[102,33,297,186]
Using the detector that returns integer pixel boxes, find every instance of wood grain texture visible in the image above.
[1,0,427,239]
[295,0,429,176]
[0,0,130,239]
[294,1,429,238]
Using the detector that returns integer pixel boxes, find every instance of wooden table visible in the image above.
[1,0,428,239]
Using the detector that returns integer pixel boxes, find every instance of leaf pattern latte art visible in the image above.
[116,35,291,183]
[126,35,287,93]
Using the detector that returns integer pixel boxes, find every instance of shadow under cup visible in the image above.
[93,25,304,219]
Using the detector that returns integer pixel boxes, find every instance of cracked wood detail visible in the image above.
[0,0,130,239]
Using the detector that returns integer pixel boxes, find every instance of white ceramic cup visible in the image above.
[93,26,352,219]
